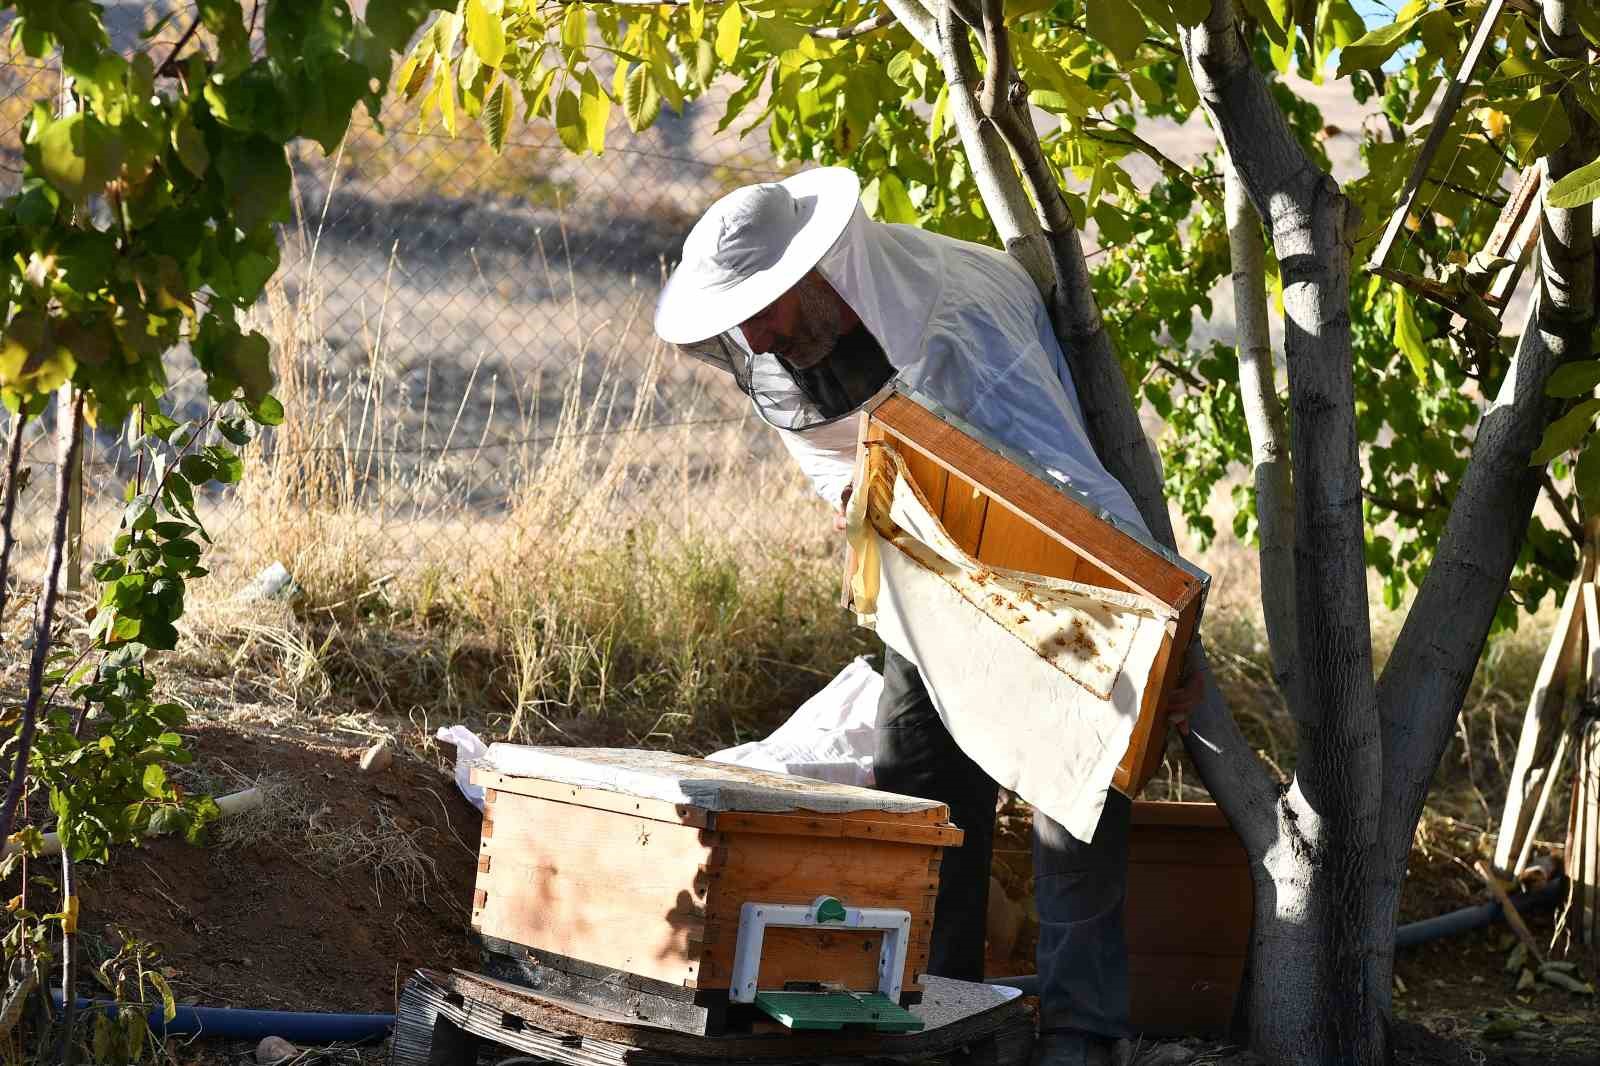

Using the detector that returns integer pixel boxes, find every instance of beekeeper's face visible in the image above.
[740,271,848,370]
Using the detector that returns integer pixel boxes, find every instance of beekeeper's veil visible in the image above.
[655,168,891,433]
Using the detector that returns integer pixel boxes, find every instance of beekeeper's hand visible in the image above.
[1163,648,1207,735]
[833,485,853,532]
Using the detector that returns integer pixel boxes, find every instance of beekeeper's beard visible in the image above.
[779,276,848,370]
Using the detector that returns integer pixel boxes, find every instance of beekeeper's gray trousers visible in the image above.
[875,646,1131,1038]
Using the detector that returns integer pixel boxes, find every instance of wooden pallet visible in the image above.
[391,968,1035,1066]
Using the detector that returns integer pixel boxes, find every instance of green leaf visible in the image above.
[1548,360,1600,398]
[32,113,125,204]
[466,0,506,68]
[217,137,292,232]
[694,39,716,93]
[1576,435,1600,508]
[1507,96,1572,163]
[249,395,286,426]
[872,173,918,224]
[929,85,950,145]
[207,446,245,485]
[1547,157,1600,210]
[482,77,513,152]
[170,114,209,179]
[1335,16,1418,77]
[222,330,274,404]
[179,454,216,483]
[555,88,585,152]
[1532,398,1600,464]
[624,64,661,132]
[562,4,588,52]
[1392,285,1430,382]
[367,0,436,52]
[1088,0,1152,66]
[716,1,744,66]
[579,71,610,153]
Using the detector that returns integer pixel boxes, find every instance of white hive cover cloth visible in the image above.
[845,445,1172,841]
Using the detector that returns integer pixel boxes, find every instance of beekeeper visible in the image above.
[655,168,1193,1066]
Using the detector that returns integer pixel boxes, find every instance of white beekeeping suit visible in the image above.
[656,166,1146,535]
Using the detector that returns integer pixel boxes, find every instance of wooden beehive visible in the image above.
[1126,801,1252,1037]
[469,748,964,1034]
[855,389,1210,795]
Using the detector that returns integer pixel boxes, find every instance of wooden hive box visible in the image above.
[469,747,965,1035]
[855,388,1210,795]
[1126,801,1252,1037]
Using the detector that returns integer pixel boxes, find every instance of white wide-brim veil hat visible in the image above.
[654,167,862,345]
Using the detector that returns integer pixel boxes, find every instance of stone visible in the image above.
[255,1036,298,1065]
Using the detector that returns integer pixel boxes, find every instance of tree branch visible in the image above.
[0,392,84,848]
[1087,122,1222,207]
[811,10,897,39]
[927,0,1054,290]
[0,411,28,625]
[156,16,202,77]
[1226,157,1297,700]
[1541,469,1582,541]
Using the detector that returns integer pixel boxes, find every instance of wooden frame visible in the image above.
[852,388,1210,795]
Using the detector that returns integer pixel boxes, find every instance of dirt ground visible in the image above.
[38,721,1594,1066]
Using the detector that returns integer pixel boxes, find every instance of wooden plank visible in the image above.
[708,811,964,847]
[1494,572,1588,871]
[473,769,711,828]
[699,834,942,995]
[1487,197,1540,309]
[1130,801,1233,830]
[1113,617,1179,795]
[473,792,721,986]
[940,472,990,556]
[975,500,1081,582]
[871,395,1202,611]
[1367,0,1508,271]
[898,442,950,515]
[477,938,723,1035]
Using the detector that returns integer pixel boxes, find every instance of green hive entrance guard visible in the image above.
[732,896,924,1032]
[753,990,925,1032]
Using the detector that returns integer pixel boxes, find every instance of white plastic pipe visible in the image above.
[5,787,262,859]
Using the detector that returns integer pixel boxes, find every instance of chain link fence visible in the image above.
[0,5,815,594]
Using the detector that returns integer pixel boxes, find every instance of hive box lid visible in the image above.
[480,745,943,817]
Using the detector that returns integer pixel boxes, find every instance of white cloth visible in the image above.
[779,206,1146,532]
[845,447,1171,841]
[707,656,882,787]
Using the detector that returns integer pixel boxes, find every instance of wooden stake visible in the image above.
[1475,860,1546,968]
[1494,563,1591,871]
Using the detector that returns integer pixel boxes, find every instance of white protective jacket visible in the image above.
[773,205,1147,534]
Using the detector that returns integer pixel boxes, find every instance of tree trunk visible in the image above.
[1224,157,1297,696]
[863,1,1595,1062]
